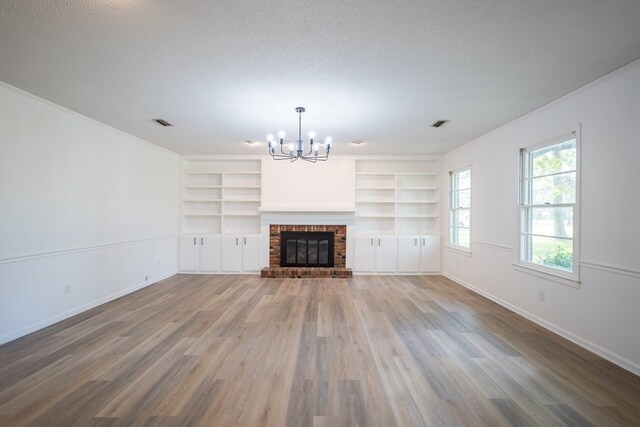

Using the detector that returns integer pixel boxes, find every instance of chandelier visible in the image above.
[266,107,332,162]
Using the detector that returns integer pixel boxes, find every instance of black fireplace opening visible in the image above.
[280,231,334,267]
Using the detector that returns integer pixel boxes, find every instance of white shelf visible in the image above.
[223,171,261,175]
[355,186,396,190]
[183,213,223,217]
[223,212,260,217]
[184,171,223,175]
[356,172,438,176]
[397,172,438,176]
[181,158,262,234]
[396,200,438,204]
[397,186,439,190]
[355,159,440,235]
[356,200,396,204]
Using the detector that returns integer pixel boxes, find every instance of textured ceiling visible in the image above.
[1,0,640,155]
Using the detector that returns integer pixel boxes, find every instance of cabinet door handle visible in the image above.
[422,238,426,246]
[378,238,380,246]
[236,237,239,245]
[370,238,373,246]
[244,237,247,245]
[201,237,204,245]
[414,238,417,246]
[193,237,196,245]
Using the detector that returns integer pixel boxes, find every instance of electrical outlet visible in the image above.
[539,290,546,302]
[64,284,71,295]
[145,275,149,281]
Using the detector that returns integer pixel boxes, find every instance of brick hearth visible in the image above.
[261,224,352,278]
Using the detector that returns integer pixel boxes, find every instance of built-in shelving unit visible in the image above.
[181,158,262,234]
[354,159,440,235]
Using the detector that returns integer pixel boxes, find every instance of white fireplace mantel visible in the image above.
[259,207,356,226]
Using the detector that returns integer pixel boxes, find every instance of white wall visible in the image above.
[0,82,180,344]
[441,60,640,375]
[262,156,355,210]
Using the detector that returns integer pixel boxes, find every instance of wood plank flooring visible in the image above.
[1,274,639,426]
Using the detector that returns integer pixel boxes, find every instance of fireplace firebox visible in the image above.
[280,231,334,267]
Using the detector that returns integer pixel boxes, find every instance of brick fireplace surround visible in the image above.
[261,224,353,278]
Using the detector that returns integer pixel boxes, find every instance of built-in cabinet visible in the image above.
[354,234,440,273]
[178,235,221,273]
[179,158,262,273]
[353,159,441,274]
[397,235,441,273]
[354,236,398,273]
[220,235,261,272]
[178,156,442,275]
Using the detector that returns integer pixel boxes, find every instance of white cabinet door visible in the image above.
[179,235,200,272]
[354,237,376,272]
[242,235,261,272]
[420,235,441,272]
[398,236,421,272]
[200,235,221,272]
[221,235,243,272]
[376,236,398,272]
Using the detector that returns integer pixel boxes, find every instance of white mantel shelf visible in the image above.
[259,207,356,213]
[259,207,356,226]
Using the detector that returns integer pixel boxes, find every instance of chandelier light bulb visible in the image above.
[266,107,331,162]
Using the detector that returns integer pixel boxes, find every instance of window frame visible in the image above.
[448,165,472,253]
[516,130,581,284]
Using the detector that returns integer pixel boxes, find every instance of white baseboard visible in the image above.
[0,271,176,346]
[442,272,640,377]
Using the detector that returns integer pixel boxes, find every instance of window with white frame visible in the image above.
[449,167,471,250]
[519,133,578,276]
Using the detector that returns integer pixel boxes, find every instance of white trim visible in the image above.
[512,262,580,288]
[516,126,580,282]
[0,271,176,346]
[259,207,355,213]
[446,245,472,257]
[353,272,441,276]
[444,58,640,158]
[448,166,472,250]
[442,272,640,377]
[0,235,178,265]
[0,81,176,157]
[261,210,355,226]
[523,131,576,154]
[471,240,512,252]
[580,260,640,279]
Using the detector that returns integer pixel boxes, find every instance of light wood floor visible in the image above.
[1,275,639,426]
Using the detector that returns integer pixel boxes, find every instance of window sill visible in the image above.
[512,262,580,288]
[446,245,472,257]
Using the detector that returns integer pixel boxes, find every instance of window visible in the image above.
[449,167,471,250]
[519,133,578,278]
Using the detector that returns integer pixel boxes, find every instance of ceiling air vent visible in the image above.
[154,119,173,127]
[431,120,448,128]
